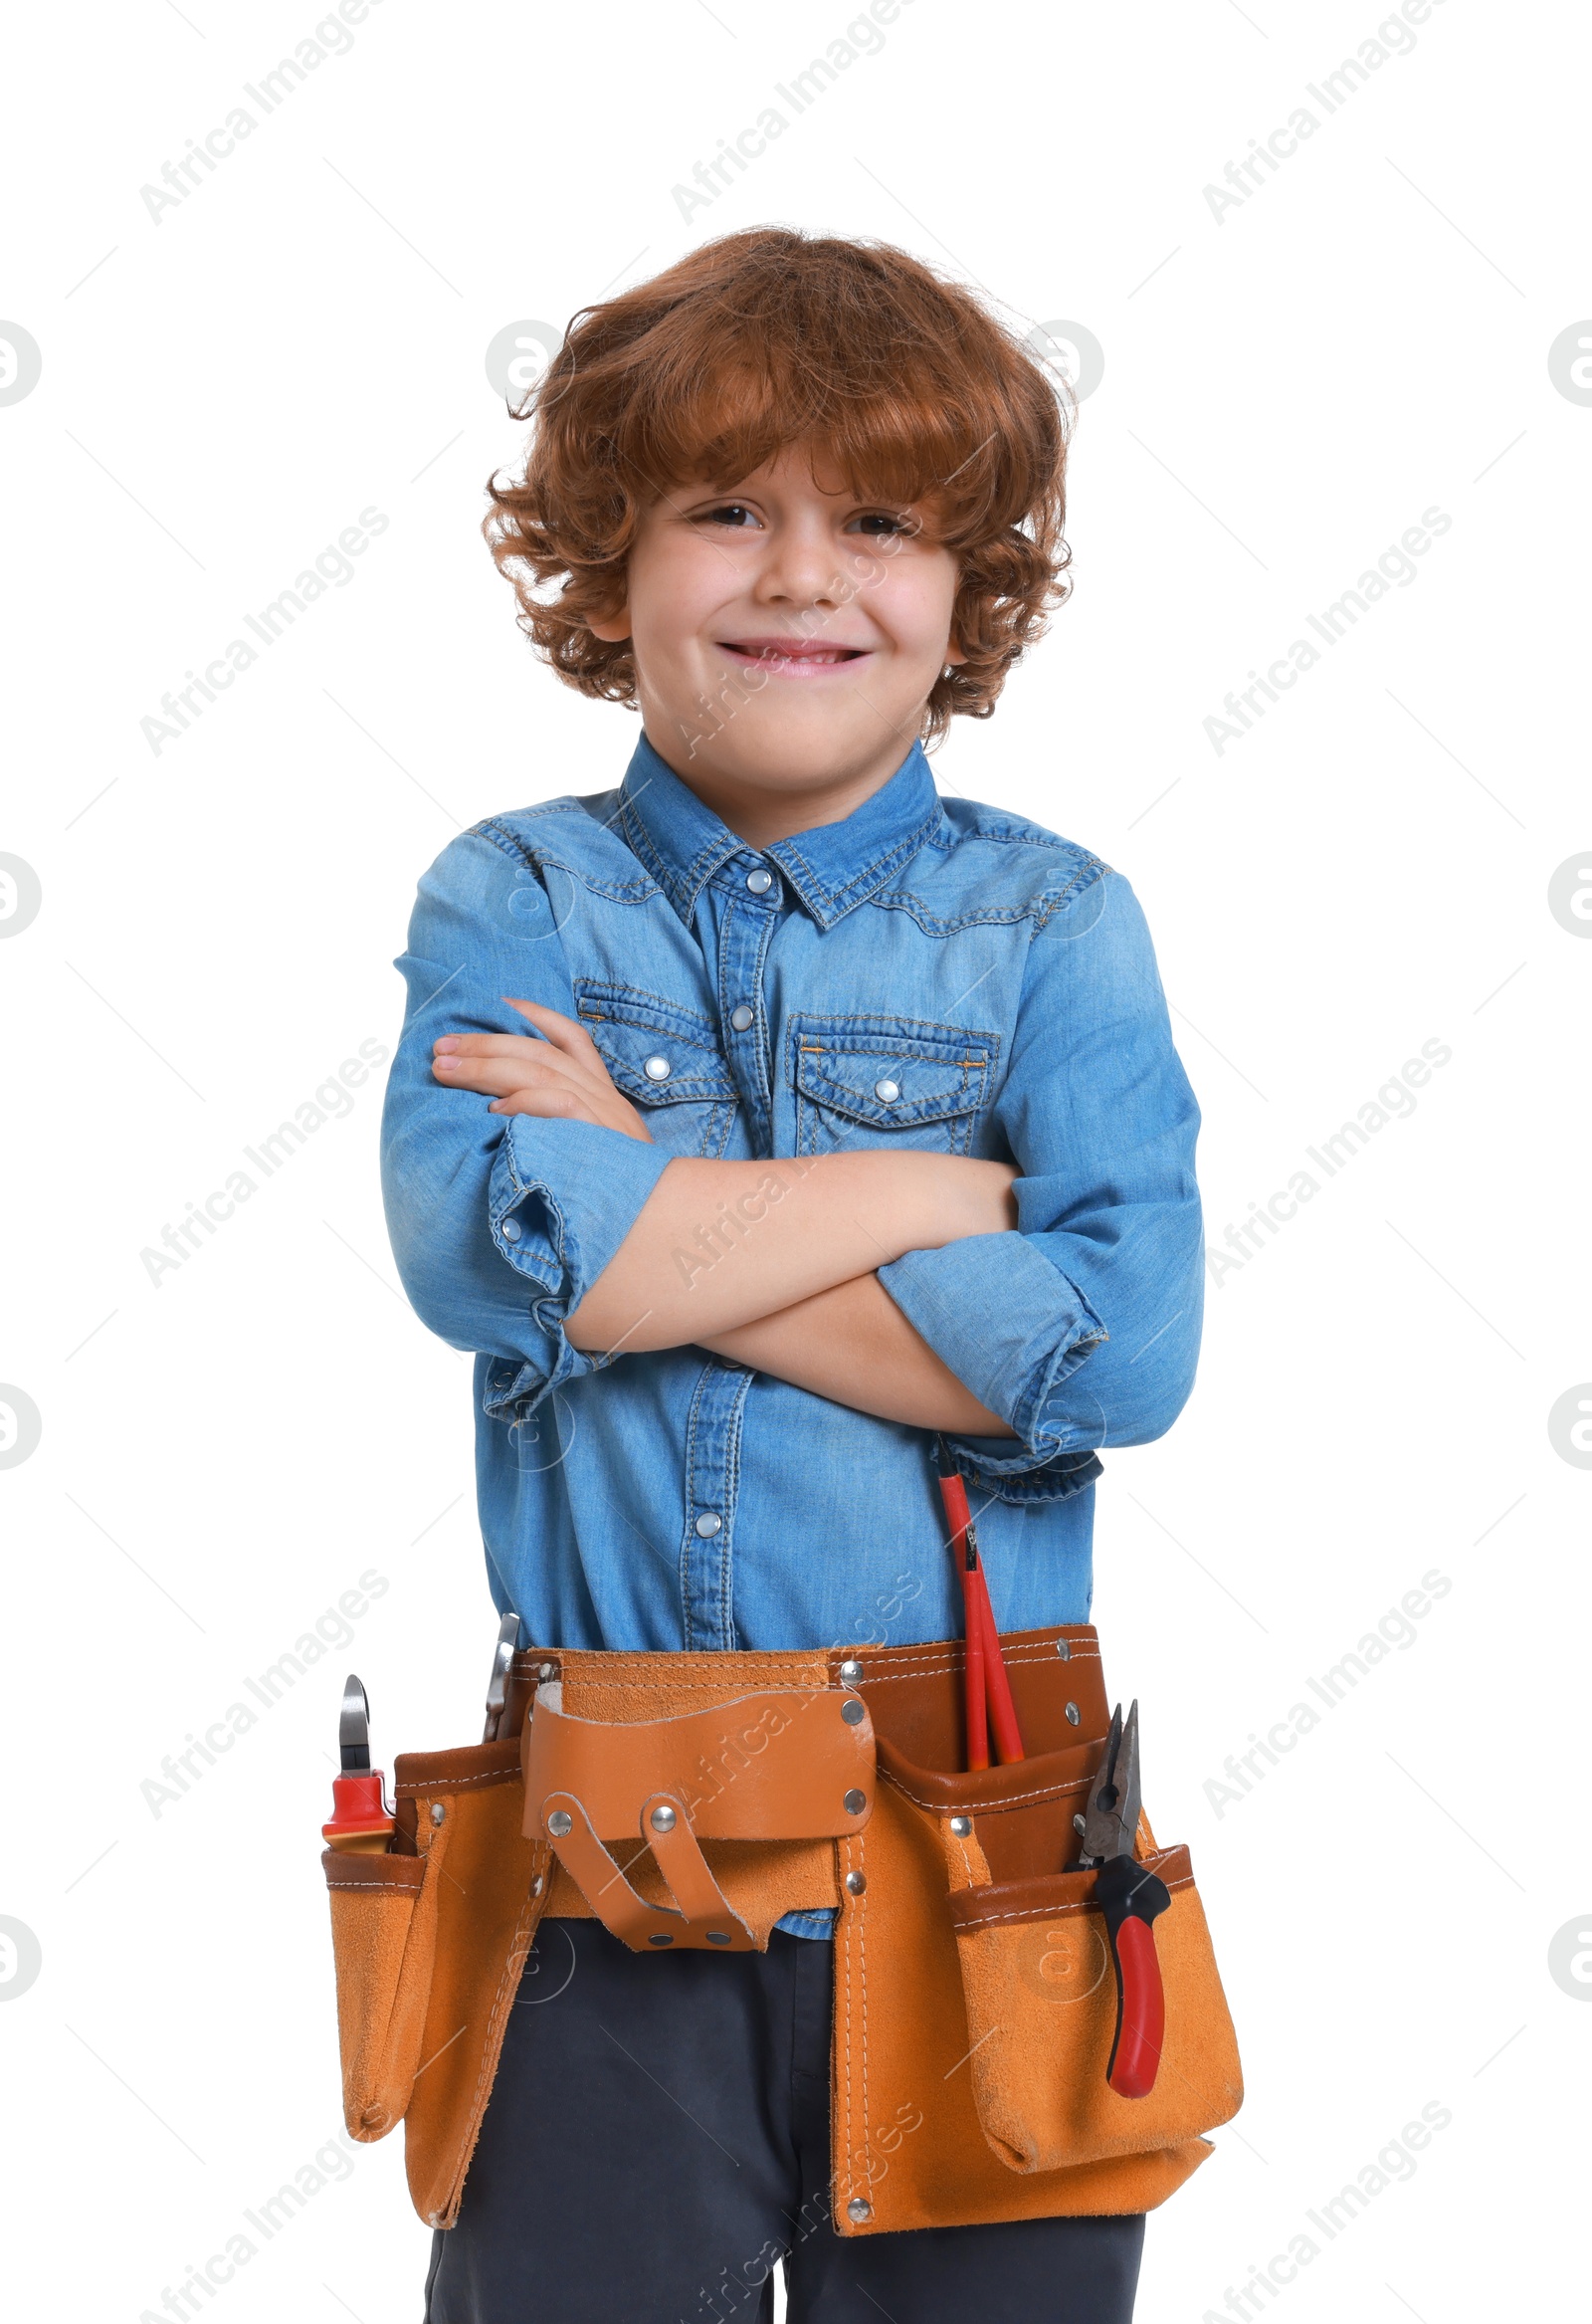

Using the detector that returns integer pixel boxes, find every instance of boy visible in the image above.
[381,229,1202,2324]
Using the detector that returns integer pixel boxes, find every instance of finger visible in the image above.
[432,1049,578,1099]
[434,1031,557,1059]
[432,1035,596,1092]
[502,998,608,1068]
[487,1087,587,1121]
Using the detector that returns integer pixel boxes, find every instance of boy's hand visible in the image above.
[432,999,654,1143]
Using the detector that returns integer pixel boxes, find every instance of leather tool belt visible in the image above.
[320,1626,1243,2234]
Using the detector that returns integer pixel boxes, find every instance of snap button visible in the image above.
[949,1814,973,1837]
[500,1217,522,1241]
[706,1930,732,1946]
[546,1809,573,1836]
[841,1697,866,1726]
[430,1801,446,1825]
[838,1657,863,1684]
[1065,1700,1081,1725]
[649,1803,678,1832]
[845,1870,867,1895]
[730,1003,754,1031]
[695,1511,723,1537]
[847,2198,872,2223]
[643,1054,672,1081]
[844,1788,867,1815]
[1056,1637,1072,1660]
[874,1078,900,1103]
[745,867,773,894]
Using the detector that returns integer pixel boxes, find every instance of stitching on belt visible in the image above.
[885,1772,1094,1812]
[394,1770,521,1792]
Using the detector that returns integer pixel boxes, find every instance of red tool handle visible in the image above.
[1094,1854,1172,2099]
[935,1464,1025,1770]
[322,1771,394,1851]
[968,1566,1025,1766]
[953,1545,990,1773]
[1106,1915,1166,2099]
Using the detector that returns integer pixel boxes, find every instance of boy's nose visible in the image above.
[750,523,845,611]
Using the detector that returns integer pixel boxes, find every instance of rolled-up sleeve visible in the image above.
[379,827,673,1417]
[878,866,1202,1495]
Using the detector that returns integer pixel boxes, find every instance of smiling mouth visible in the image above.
[716,637,870,672]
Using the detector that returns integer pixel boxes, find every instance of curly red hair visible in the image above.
[483,229,1073,744]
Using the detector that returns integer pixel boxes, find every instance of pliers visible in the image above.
[1075,1700,1171,2099]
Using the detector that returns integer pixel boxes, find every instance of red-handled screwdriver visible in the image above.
[933,1438,1025,1772]
[322,1674,395,1854]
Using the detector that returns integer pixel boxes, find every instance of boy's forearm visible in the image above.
[565,1150,1016,1353]
[700,1273,1016,1435]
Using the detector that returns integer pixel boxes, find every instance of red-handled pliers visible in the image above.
[1075,1700,1170,2099]
[933,1437,1025,1772]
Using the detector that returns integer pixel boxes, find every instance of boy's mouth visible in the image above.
[715,635,871,676]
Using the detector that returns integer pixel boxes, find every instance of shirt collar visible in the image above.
[615,731,945,933]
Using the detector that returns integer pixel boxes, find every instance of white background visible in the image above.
[2,3,1587,2319]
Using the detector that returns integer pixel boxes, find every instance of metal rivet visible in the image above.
[1056,1638,1072,1661]
[649,1803,678,1832]
[873,1078,900,1104]
[531,1874,544,1896]
[430,1801,446,1825]
[1065,1701,1081,1725]
[643,1053,672,1081]
[546,1809,573,1837]
[949,1814,972,1837]
[847,2197,872,2223]
[838,1658,863,1685]
[841,1697,866,1726]
[706,1930,731,1946]
[1073,1812,1088,1840]
[746,867,773,895]
[695,1510,723,1538]
[844,1788,867,1815]
[648,1932,674,1947]
[537,1660,556,1681]
[845,1870,867,1895]
[730,1003,754,1031]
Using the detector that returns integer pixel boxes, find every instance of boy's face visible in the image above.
[587,444,964,831]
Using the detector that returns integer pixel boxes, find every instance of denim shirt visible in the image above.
[380,734,1202,1935]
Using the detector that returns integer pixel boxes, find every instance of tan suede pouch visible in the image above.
[826,1747,1220,2234]
[946,1844,1244,2174]
[821,1639,1244,2235]
[321,1844,441,2140]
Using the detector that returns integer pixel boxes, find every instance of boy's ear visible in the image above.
[585,600,631,644]
[943,630,968,669]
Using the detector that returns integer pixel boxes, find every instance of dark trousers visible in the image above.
[424,1917,1144,2324]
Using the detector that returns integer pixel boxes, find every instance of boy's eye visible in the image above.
[696,503,760,528]
[848,511,913,537]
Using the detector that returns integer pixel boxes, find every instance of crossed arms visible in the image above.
[432,999,1017,1434]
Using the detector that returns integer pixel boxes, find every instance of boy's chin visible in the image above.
[688,724,914,790]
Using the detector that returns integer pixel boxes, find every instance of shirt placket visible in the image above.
[675,854,786,1648]
[680,1358,754,1648]
[711,855,783,1157]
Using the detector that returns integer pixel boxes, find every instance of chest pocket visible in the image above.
[574,980,738,1158]
[789,1014,1000,1158]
